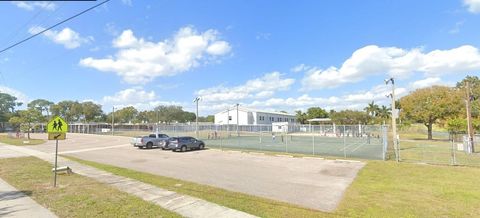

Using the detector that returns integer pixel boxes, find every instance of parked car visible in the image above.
[169,137,205,152]
[131,133,170,149]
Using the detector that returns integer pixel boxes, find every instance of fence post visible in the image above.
[451,137,457,165]
[312,134,315,155]
[382,125,388,161]
[343,125,346,158]
[285,132,288,153]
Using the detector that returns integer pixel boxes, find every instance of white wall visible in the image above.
[215,109,296,125]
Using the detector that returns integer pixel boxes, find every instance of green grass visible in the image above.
[0,134,46,146]
[338,161,480,217]
[66,156,480,217]
[0,157,180,218]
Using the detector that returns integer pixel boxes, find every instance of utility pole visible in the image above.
[156,107,159,133]
[226,107,230,137]
[466,81,475,152]
[111,106,115,136]
[386,78,399,162]
[236,103,239,136]
[193,97,200,138]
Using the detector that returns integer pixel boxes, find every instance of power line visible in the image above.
[0,0,111,54]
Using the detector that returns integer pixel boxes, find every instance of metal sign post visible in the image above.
[54,137,59,187]
[47,116,68,188]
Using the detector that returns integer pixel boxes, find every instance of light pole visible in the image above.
[236,103,239,136]
[193,97,200,138]
[111,106,115,136]
[385,77,399,162]
[226,107,230,137]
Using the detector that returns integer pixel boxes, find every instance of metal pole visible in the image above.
[227,108,230,137]
[54,139,58,187]
[196,98,199,138]
[111,106,115,136]
[386,77,399,162]
[343,125,347,158]
[236,103,239,137]
[312,134,315,155]
[391,79,399,162]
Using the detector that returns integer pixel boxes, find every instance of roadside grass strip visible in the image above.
[68,155,480,217]
[0,156,180,218]
[0,134,46,146]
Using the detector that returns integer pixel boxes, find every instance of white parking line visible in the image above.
[56,144,131,154]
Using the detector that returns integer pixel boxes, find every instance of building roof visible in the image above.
[307,118,332,122]
[216,106,295,116]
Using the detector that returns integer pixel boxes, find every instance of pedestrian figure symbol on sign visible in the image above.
[53,121,58,131]
[57,119,63,131]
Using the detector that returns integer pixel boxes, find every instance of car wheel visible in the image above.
[161,147,165,150]
[146,142,153,149]
[199,144,205,150]
[181,145,187,152]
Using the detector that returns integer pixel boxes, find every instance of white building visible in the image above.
[214,107,296,125]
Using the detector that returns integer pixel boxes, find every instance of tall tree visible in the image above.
[27,99,53,118]
[0,92,22,123]
[306,107,329,119]
[8,108,43,139]
[295,110,307,124]
[400,86,463,140]
[50,101,83,122]
[81,101,103,122]
[364,101,380,117]
[377,105,391,123]
[330,110,369,125]
[110,106,138,123]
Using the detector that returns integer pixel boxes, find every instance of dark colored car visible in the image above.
[169,137,205,152]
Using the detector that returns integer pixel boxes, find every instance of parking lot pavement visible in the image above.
[25,133,130,154]
[27,133,365,212]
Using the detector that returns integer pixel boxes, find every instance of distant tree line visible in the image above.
[1,75,478,140]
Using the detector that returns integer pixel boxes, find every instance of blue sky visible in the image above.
[0,0,480,115]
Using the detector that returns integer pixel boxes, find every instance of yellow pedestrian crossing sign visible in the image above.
[47,116,68,133]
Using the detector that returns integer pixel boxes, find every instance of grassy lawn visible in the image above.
[67,156,480,217]
[0,157,180,218]
[0,134,46,146]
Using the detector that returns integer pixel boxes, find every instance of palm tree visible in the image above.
[378,105,391,123]
[364,101,380,117]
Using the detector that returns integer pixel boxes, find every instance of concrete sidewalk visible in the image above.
[0,178,57,218]
[1,144,257,218]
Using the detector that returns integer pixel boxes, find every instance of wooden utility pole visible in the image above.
[466,82,475,152]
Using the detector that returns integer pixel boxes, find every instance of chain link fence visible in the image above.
[68,123,388,160]
[398,133,480,167]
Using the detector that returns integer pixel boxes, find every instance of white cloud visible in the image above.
[409,77,444,89]
[12,1,56,11]
[291,63,311,73]
[301,45,480,91]
[449,20,465,34]
[464,0,480,13]
[102,87,156,105]
[101,87,185,111]
[195,72,295,103]
[80,26,232,84]
[0,86,29,104]
[28,26,93,49]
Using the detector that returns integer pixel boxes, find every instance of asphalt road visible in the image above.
[27,133,365,212]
